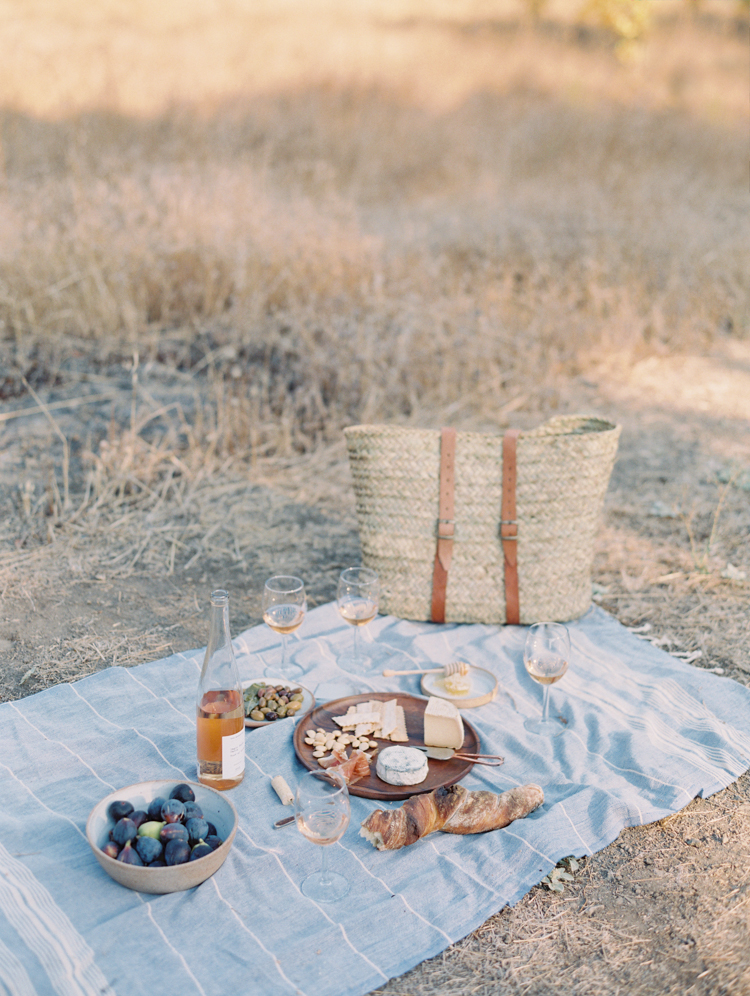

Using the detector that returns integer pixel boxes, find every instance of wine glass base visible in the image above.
[524,716,564,737]
[314,677,362,702]
[300,869,350,903]
[263,660,305,680]
[337,651,373,675]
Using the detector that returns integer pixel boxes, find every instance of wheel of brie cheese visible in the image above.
[376,746,429,786]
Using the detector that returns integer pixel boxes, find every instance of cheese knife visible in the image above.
[413,746,504,765]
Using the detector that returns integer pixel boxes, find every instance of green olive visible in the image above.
[247,684,302,719]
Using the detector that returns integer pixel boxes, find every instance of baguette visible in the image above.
[359,783,543,850]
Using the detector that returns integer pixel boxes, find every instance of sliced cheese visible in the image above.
[376,746,428,786]
[423,696,464,749]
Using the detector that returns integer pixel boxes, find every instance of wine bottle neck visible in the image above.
[200,593,240,691]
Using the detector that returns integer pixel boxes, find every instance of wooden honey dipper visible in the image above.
[382,661,470,678]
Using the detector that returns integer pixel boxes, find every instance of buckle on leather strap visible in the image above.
[500,519,517,540]
[437,518,455,540]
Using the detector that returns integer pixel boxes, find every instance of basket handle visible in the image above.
[430,427,456,623]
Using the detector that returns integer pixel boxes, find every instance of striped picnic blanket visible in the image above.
[1,603,749,996]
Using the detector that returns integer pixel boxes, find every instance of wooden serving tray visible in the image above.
[293,692,480,800]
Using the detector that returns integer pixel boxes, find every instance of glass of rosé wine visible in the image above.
[295,768,350,902]
[523,621,570,737]
[336,567,379,674]
[262,576,306,678]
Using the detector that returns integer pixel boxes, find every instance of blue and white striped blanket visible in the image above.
[1,603,749,996]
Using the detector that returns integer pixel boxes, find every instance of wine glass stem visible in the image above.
[352,626,360,666]
[280,633,288,670]
[541,685,551,724]
[318,843,331,887]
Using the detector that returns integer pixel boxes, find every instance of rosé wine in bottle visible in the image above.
[196,591,245,790]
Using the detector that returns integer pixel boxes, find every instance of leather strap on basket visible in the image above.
[431,427,456,623]
[501,429,521,625]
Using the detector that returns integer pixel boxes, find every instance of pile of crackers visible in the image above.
[331,699,408,742]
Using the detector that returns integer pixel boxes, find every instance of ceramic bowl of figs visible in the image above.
[86,779,238,894]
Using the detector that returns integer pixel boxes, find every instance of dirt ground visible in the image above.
[1,340,749,995]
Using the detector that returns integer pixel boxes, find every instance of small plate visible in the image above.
[420,666,498,709]
[242,678,315,727]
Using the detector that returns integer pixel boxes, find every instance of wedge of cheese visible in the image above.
[423,696,464,749]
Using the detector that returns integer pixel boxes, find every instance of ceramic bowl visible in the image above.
[420,666,499,709]
[86,779,238,894]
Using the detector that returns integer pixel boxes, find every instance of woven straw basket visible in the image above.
[344,415,620,625]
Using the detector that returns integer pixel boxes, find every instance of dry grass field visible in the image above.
[1,1,749,993]
[1,0,748,451]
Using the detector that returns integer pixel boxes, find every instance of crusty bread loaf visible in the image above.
[360,783,544,850]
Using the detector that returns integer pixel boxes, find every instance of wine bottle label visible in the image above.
[221,729,246,779]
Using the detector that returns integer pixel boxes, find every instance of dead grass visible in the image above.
[15,625,177,690]
[1,0,748,467]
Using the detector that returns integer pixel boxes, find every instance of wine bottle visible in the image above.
[196,590,245,790]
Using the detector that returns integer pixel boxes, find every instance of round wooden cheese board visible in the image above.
[293,692,481,800]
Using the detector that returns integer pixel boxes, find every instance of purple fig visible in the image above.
[116,840,143,865]
[161,799,185,824]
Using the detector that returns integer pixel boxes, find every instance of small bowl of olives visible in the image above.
[86,779,238,894]
[242,679,314,727]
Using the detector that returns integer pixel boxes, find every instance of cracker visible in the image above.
[389,704,408,742]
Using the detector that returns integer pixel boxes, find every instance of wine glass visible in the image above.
[336,567,379,674]
[523,622,570,736]
[295,768,351,902]
[262,576,306,678]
